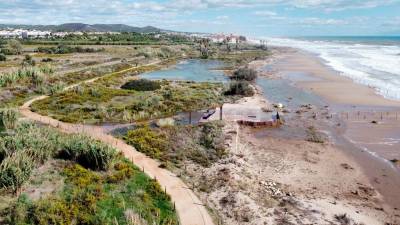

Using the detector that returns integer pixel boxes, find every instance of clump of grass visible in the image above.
[0,152,34,195]
[59,134,116,171]
[0,108,18,130]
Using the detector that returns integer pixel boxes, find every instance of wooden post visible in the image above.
[220,105,223,120]
[189,112,192,124]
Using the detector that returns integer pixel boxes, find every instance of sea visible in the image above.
[261,36,400,100]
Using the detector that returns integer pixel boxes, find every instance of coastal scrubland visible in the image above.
[0,119,178,224]
[31,81,225,123]
[0,34,277,225]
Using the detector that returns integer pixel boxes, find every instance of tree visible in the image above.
[0,53,6,61]
[6,40,23,55]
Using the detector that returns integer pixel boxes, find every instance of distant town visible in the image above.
[0,26,248,44]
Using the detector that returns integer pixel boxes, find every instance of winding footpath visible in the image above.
[19,61,215,225]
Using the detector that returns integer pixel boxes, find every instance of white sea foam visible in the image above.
[256,37,400,100]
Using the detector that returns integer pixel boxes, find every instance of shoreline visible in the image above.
[259,46,400,211]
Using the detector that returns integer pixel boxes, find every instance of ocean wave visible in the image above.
[260,37,400,100]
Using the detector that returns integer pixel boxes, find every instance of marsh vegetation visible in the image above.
[32,81,225,123]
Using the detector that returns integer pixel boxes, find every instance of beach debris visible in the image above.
[340,163,354,170]
[273,103,284,109]
[390,159,400,167]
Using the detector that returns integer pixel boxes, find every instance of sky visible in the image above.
[0,0,400,37]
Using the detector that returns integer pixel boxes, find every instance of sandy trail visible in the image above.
[19,61,215,225]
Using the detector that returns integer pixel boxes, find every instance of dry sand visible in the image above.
[267,48,400,107]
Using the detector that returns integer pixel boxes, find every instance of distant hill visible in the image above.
[0,23,162,33]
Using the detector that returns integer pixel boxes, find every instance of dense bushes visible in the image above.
[36,45,104,54]
[121,79,161,91]
[125,126,169,160]
[224,81,254,96]
[231,67,257,81]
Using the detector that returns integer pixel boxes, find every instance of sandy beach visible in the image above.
[262,47,400,217]
[184,47,400,224]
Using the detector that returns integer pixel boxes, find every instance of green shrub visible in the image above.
[36,45,103,54]
[0,53,6,61]
[121,79,161,91]
[224,81,254,96]
[22,55,36,67]
[231,67,257,81]
[6,40,22,55]
[124,126,169,160]
[41,57,53,62]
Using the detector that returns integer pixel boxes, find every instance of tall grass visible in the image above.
[0,121,117,194]
[60,134,116,170]
[0,108,18,130]
[0,65,55,87]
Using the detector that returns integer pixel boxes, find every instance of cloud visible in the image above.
[294,17,349,25]
[254,11,277,17]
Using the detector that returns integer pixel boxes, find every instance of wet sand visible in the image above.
[264,47,400,212]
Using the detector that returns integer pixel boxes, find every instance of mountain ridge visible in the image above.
[0,23,162,33]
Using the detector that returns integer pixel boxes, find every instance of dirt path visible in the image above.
[19,61,215,225]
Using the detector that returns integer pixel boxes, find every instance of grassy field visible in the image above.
[0,121,178,225]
